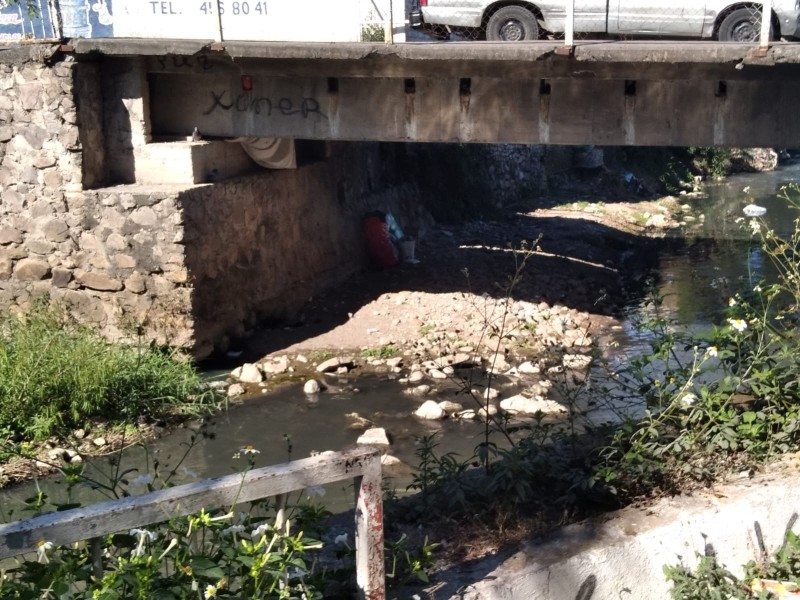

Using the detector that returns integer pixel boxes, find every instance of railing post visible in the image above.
[354,451,385,600]
[274,494,287,530]
[384,0,394,44]
[215,0,224,41]
[760,0,772,50]
[89,537,103,580]
[564,0,574,47]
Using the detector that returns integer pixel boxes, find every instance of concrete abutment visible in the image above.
[0,46,438,357]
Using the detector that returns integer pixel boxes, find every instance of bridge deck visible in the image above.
[67,39,800,146]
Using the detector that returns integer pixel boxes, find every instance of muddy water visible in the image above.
[1,377,494,515]
[4,162,800,517]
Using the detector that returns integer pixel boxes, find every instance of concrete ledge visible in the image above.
[134,140,257,185]
[72,38,800,66]
[435,457,800,599]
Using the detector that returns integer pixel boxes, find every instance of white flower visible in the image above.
[130,528,157,541]
[749,219,761,235]
[754,285,763,293]
[728,297,737,307]
[705,346,718,358]
[36,540,54,564]
[681,393,698,407]
[204,584,218,599]
[305,486,326,498]
[334,533,349,546]
[729,319,747,333]
[233,444,260,459]
[251,523,270,540]
[130,528,157,558]
[157,538,178,561]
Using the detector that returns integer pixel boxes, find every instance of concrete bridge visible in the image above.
[76,38,800,147]
[2,38,798,358]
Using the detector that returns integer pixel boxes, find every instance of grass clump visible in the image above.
[0,300,217,441]
[361,344,400,359]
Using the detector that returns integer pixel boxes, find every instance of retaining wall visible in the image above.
[0,46,431,356]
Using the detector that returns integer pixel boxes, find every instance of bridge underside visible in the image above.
[76,40,800,147]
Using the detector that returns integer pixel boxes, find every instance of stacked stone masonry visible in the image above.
[0,46,429,357]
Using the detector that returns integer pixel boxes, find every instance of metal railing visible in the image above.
[38,0,781,45]
[0,446,385,600]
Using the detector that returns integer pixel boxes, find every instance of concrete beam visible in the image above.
[148,71,800,146]
[75,39,800,147]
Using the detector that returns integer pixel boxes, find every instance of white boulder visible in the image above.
[414,400,446,420]
[303,379,322,394]
[356,428,391,447]
[500,394,567,416]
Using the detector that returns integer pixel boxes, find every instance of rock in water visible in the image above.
[357,428,391,446]
[743,204,767,217]
[414,400,446,420]
[303,379,321,394]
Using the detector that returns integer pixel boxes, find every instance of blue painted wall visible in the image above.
[0,0,57,41]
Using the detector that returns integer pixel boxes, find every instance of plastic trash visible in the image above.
[385,212,406,244]
[743,204,767,217]
[363,212,399,269]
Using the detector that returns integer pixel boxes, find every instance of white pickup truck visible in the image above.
[410,0,800,41]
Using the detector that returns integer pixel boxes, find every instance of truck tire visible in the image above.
[718,7,774,42]
[486,6,539,41]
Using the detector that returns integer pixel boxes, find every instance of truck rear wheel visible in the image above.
[486,6,539,41]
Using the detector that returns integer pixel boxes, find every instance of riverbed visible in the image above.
[3,161,799,517]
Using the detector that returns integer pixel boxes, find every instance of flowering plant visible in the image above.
[598,184,800,495]
[0,444,333,599]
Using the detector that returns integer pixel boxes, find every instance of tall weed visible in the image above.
[0,300,216,440]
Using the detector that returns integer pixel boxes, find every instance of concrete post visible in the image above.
[392,0,406,42]
[384,0,393,43]
[565,0,574,46]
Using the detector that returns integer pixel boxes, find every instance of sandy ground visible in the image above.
[242,194,683,363]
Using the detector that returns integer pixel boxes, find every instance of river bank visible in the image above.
[225,192,689,411]
[0,186,686,493]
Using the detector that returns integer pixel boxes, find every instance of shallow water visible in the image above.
[4,161,800,518]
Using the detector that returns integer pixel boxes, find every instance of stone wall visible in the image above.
[0,47,431,357]
[0,47,585,359]
[182,144,426,356]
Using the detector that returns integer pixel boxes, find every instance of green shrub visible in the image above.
[0,300,217,440]
[361,344,400,359]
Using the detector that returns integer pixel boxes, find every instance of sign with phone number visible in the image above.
[113,0,362,42]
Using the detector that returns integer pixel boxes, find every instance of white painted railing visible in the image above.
[760,0,773,50]
[564,0,574,47]
[0,446,385,600]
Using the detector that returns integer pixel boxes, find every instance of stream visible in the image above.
[3,161,800,517]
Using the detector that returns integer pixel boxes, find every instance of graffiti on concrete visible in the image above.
[202,90,326,119]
